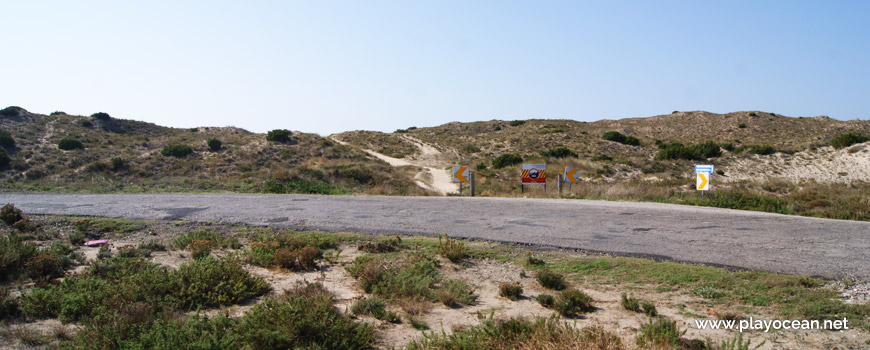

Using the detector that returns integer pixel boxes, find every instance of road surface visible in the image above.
[4,193,868,280]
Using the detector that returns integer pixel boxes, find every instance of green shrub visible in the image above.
[621,293,640,312]
[493,125,502,131]
[348,253,440,300]
[406,316,615,349]
[437,234,467,263]
[536,294,555,308]
[602,131,640,146]
[207,138,222,151]
[57,138,84,150]
[591,154,612,161]
[0,235,37,281]
[25,251,66,281]
[0,288,19,320]
[266,129,292,143]
[160,144,193,157]
[0,129,15,148]
[79,119,93,128]
[716,169,725,176]
[90,112,111,120]
[637,317,684,349]
[734,144,776,155]
[830,132,869,149]
[1,203,24,226]
[540,147,577,158]
[492,153,523,169]
[273,246,318,271]
[0,106,22,117]
[238,283,374,349]
[536,270,566,290]
[188,240,213,259]
[352,297,400,323]
[110,157,125,171]
[656,141,722,160]
[555,289,594,316]
[0,149,9,169]
[509,120,525,127]
[437,279,478,307]
[166,256,271,310]
[498,282,523,301]
[641,301,658,317]
[737,122,747,128]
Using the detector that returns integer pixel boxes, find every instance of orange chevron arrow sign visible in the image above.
[696,173,709,191]
[564,167,580,184]
[452,166,469,183]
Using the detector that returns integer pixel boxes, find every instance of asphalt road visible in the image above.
[4,193,869,280]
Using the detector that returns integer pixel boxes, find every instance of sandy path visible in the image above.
[331,136,458,195]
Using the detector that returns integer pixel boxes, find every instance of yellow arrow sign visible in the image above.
[697,173,708,190]
[454,167,468,183]
[565,168,579,183]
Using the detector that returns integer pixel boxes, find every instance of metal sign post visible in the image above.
[694,164,714,199]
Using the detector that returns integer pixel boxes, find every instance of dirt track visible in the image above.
[4,193,869,281]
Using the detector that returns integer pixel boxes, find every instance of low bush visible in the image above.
[555,289,594,316]
[636,317,684,349]
[57,138,84,150]
[0,106,22,117]
[0,235,37,281]
[90,112,111,120]
[656,141,721,160]
[591,154,612,161]
[0,149,9,169]
[158,256,272,310]
[621,293,640,312]
[1,203,24,226]
[830,132,869,149]
[160,144,193,157]
[641,301,657,317]
[0,287,19,320]
[348,253,440,301]
[536,269,566,290]
[540,147,577,158]
[734,144,776,155]
[207,138,222,151]
[266,129,292,143]
[358,238,401,253]
[110,157,125,171]
[536,294,555,308]
[737,122,747,128]
[174,230,239,250]
[188,240,213,259]
[602,131,640,146]
[246,232,335,268]
[273,246,318,271]
[509,120,525,127]
[492,153,523,169]
[437,234,467,263]
[0,129,15,148]
[498,282,523,300]
[406,316,622,350]
[79,119,93,128]
[437,279,477,307]
[351,296,400,323]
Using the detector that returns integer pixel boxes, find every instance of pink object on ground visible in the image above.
[84,240,108,247]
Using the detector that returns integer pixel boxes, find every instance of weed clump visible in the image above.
[656,141,721,160]
[621,293,640,312]
[509,120,525,127]
[498,282,523,301]
[351,296,400,323]
[1,203,24,226]
[358,237,401,253]
[636,317,684,349]
[90,112,111,120]
[536,269,566,290]
[437,279,477,307]
[273,246,318,271]
[536,294,555,308]
[110,157,125,171]
[641,301,657,317]
[0,235,37,281]
[555,289,594,316]
[437,234,467,263]
[406,316,622,349]
[246,232,335,269]
[348,253,439,301]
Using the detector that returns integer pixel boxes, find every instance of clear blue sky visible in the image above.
[2,1,868,135]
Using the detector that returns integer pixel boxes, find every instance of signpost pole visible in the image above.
[470,172,475,197]
[459,182,463,194]
[558,174,563,196]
